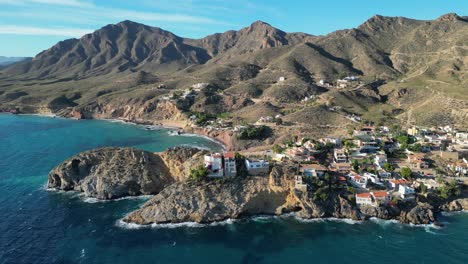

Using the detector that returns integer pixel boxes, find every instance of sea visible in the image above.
[0,114,467,264]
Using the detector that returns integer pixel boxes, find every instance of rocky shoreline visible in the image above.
[48,147,468,226]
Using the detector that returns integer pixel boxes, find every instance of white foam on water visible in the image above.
[116,218,237,229]
[177,143,212,151]
[175,133,226,150]
[82,195,153,204]
[296,217,362,225]
[369,217,400,226]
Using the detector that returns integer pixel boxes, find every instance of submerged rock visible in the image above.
[47,147,201,199]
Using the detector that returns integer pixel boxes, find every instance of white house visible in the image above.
[388,179,410,190]
[399,185,415,200]
[374,154,387,168]
[334,148,348,163]
[363,172,382,185]
[223,152,237,177]
[245,159,269,176]
[356,191,390,207]
[371,191,391,205]
[204,153,223,177]
[348,173,368,189]
[278,76,286,82]
[356,193,373,206]
[301,164,327,178]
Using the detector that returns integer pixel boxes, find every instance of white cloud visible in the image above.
[99,8,220,24]
[0,0,94,7]
[0,25,93,37]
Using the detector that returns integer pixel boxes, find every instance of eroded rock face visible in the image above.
[399,203,436,225]
[359,205,397,220]
[48,147,176,199]
[123,169,296,224]
[441,198,468,211]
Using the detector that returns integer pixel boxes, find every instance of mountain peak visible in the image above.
[117,20,142,26]
[436,13,462,22]
[250,20,272,27]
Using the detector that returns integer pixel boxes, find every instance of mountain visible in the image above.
[0,56,30,67]
[1,13,467,130]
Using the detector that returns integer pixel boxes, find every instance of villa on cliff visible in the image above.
[356,191,391,207]
[204,152,237,178]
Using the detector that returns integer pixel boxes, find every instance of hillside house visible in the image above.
[348,172,368,189]
[245,159,269,176]
[388,179,410,190]
[356,193,373,206]
[301,164,327,178]
[330,162,353,173]
[204,153,224,177]
[224,152,237,177]
[372,191,391,205]
[374,154,387,168]
[334,148,348,163]
[399,185,415,200]
[356,191,390,207]
[408,153,429,170]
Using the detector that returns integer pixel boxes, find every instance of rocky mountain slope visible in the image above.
[1,13,467,129]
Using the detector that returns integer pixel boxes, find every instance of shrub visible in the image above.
[238,125,267,140]
[190,165,209,181]
[400,167,413,180]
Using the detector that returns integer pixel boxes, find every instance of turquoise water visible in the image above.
[1,114,467,264]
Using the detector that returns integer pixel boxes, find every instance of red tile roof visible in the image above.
[224,152,235,159]
[356,193,372,198]
[372,191,388,197]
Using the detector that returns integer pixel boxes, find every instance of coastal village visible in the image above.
[198,123,467,209]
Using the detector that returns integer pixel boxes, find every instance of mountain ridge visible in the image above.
[1,13,467,130]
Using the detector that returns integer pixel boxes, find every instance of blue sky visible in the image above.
[0,0,467,57]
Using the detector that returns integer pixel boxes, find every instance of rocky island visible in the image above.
[48,147,468,226]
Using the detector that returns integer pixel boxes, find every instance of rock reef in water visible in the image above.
[47,147,206,199]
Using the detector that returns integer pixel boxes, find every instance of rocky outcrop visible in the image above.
[124,177,296,224]
[441,198,468,212]
[158,147,207,182]
[359,205,397,220]
[294,191,361,220]
[123,165,364,225]
[48,147,203,199]
[399,203,436,225]
[63,99,189,125]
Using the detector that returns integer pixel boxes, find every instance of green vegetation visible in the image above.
[419,182,428,194]
[438,180,461,200]
[400,167,413,180]
[189,165,210,181]
[272,144,284,154]
[382,162,395,172]
[238,125,267,140]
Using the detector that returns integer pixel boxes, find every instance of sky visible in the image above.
[0,0,467,57]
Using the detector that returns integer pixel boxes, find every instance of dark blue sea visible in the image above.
[0,114,467,264]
